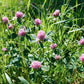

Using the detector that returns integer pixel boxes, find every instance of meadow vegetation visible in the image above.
[0,0,84,84]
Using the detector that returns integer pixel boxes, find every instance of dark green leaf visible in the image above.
[8,33,17,39]
[26,35,31,41]
[39,41,43,48]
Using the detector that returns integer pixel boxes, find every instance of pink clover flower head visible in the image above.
[18,29,26,36]
[53,10,60,17]
[80,54,84,62]
[35,18,41,25]
[15,11,23,18]
[37,30,45,40]
[2,17,9,24]
[79,39,84,45]
[30,61,42,69]
[2,48,7,52]
[7,24,13,29]
[55,55,61,60]
[50,43,57,50]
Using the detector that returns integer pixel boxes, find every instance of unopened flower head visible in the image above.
[53,10,60,17]
[55,55,61,60]
[2,48,7,52]
[50,43,57,50]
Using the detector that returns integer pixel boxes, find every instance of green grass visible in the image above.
[0,0,84,84]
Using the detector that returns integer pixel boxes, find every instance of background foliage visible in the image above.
[0,0,84,84]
